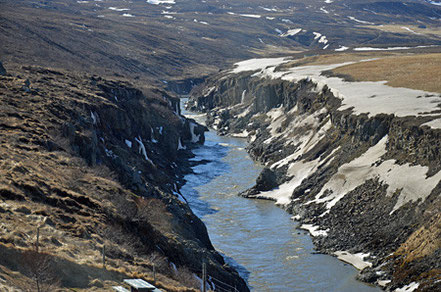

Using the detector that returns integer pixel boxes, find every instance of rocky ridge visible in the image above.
[0,65,248,291]
[188,56,441,291]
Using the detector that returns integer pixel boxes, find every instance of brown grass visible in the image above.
[330,53,441,93]
[394,213,441,264]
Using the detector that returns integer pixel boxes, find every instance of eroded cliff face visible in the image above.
[0,65,248,291]
[188,60,441,291]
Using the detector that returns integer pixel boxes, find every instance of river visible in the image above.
[181,102,380,292]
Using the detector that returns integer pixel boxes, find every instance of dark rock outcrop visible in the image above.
[0,66,248,291]
[189,66,441,291]
[0,61,6,76]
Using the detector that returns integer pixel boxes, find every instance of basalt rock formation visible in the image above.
[188,59,441,291]
[0,65,248,291]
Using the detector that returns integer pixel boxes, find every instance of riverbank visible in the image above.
[187,55,441,291]
[181,101,380,291]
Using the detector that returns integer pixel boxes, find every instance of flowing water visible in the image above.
[181,104,380,292]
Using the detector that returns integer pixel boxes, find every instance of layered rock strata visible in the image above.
[188,57,441,291]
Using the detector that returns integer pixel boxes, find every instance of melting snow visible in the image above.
[320,7,329,14]
[301,224,329,236]
[146,0,175,4]
[378,280,391,287]
[394,282,420,292]
[313,32,328,44]
[280,28,302,37]
[240,14,262,18]
[422,118,441,129]
[135,136,153,164]
[334,251,372,270]
[108,7,130,11]
[348,16,374,25]
[335,46,349,51]
[401,26,421,35]
[231,57,290,74]
[244,58,441,119]
[427,0,441,6]
[354,45,434,51]
[308,136,441,213]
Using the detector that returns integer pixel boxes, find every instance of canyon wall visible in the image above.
[188,59,441,291]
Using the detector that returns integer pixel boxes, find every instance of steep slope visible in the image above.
[188,53,441,291]
[0,65,247,291]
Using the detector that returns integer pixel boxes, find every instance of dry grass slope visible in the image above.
[331,53,441,93]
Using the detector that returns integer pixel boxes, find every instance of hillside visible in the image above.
[188,52,441,291]
[1,0,441,291]
[0,64,247,291]
[1,0,440,84]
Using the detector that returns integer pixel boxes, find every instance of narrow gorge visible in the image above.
[187,57,441,292]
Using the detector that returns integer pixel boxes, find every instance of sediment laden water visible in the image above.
[181,102,380,291]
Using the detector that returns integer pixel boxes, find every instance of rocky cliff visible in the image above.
[0,65,248,291]
[188,57,441,291]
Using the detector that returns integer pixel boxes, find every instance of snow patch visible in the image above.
[394,282,420,292]
[108,7,130,11]
[231,57,291,74]
[354,45,434,51]
[308,136,441,213]
[255,159,319,205]
[125,139,132,148]
[280,28,302,37]
[422,118,441,129]
[249,59,441,119]
[427,0,441,6]
[348,16,374,25]
[135,136,153,164]
[240,14,261,18]
[147,0,175,5]
[300,224,329,237]
[334,251,372,270]
[378,280,391,287]
[335,46,349,51]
